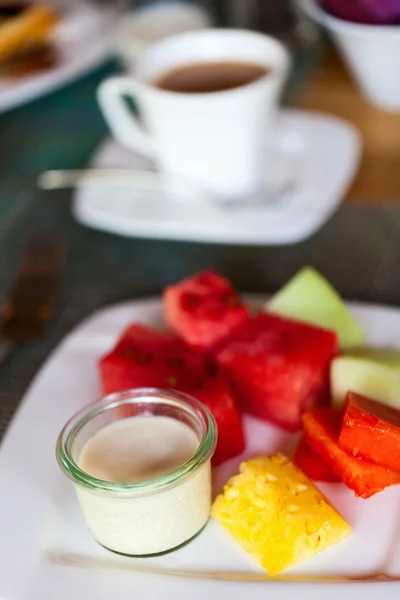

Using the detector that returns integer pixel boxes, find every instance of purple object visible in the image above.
[320,0,400,24]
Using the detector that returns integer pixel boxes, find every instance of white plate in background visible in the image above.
[0,296,399,599]
[0,3,114,113]
[73,109,361,246]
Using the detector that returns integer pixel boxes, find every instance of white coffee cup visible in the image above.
[98,29,290,200]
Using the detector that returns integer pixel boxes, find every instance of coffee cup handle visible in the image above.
[97,77,155,159]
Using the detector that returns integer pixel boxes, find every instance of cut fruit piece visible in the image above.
[302,407,400,498]
[212,453,351,575]
[331,356,400,409]
[267,266,366,349]
[294,437,340,482]
[342,347,400,369]
[217,313,338,431]
[98,323,245,465]
[195,374,245,466]
[339,392,400,472]
[99,323,204,394]
[163,270,249,351]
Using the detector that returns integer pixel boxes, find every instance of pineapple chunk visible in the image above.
[212,453,351,575]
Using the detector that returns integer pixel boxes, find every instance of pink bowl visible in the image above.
[320,0,400,25]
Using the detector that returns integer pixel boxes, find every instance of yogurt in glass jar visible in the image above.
[56,388,217,556]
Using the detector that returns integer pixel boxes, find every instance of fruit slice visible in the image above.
[217,313,338,431]
[342,347,400,369]
[99,323,204,394]
[99,323,245,465]
[195,374,245,466]
[294,437,340,482]
[302,407,400,498]
[339,392,400,472]
[212,454,351,575]
[331,356,400,409]
[267,266,366,349]
[163,270,249,350]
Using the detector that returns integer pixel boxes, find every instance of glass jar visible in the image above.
[56,388,217,557]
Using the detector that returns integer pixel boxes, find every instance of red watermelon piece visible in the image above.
[339,392,400,473]
[163,270,249,351]
[195,374,245,466]
[294,437,340,482]
[216,313,338,431]
[303,407,400,498]
[99,323,245,465]
[99,323,204,394]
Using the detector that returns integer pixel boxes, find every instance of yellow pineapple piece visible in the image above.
[212,453,351,575]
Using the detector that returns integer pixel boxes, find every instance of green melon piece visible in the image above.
[331,356,400,408]
[342,347,400,369]
[267,267,366,349]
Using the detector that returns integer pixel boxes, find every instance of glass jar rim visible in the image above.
[56,388,217,497]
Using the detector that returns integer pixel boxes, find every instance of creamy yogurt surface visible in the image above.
[79,415,199,483]
[75,414,212,556]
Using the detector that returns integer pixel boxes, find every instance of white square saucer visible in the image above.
[73,109,361,245]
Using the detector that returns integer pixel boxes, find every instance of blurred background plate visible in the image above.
[0,2,116,113]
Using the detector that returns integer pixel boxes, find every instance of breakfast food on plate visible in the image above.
[331,355,400,409]
[57,266,400,570]
[163,270,249,351]
[343,347,400,368]
[98,269,400,495]
[99,323,245,465]
[267,267,366,349]
[339,392,400,472]
[0,3,59,76]
[217,312,338,431]
[294,436,340,482]
[99,323,204,394]
[194,374,245,465]
[57,389,217,557]
[212,453,351,575]
[302,407,400,498]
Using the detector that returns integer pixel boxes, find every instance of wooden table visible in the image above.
[299,48,400,203]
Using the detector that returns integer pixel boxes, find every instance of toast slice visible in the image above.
[0,4,58,65]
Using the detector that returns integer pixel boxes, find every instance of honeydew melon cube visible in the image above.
[267,267,366,350]
[331,356,400,409]
[342,347,400,369]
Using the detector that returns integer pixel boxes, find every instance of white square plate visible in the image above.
[73,109,361,245]
[0,297,399,600]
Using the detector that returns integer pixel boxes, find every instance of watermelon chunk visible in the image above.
[216,313,338,431]
[98,323,204,394]
[195,374,245,465]
[302,407,400,498]
[99,323,245,465]
[339,392,400,472]
[163,270,249,350]
[294,437,340,482]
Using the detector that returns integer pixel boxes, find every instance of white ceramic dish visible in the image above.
[0,4,114,113]
[299,0,400,112]
[73,109,361,246]
[0,296,400,599]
